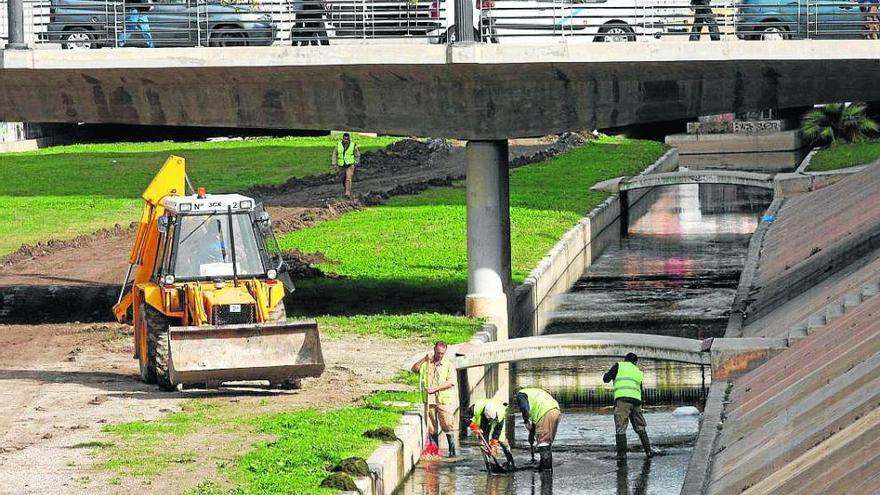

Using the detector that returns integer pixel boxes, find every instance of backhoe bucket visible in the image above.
[166,320,323,386]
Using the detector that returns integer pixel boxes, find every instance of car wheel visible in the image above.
[63,28,95,50]
[212,29,248,47]
[439,26,484,43]
[757,23,788,40]
[596,24,635,43]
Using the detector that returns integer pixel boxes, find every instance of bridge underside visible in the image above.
[1,42,879,139]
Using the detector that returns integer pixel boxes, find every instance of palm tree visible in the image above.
[801,103,879,145]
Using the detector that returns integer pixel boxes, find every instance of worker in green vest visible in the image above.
[603,352,656,459]
[467,397,516,470]
[330,132,360,197]
[411,341,457,457]
[515,387,561,471]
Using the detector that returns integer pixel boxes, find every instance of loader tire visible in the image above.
[144,304,176,392]
[137,303,157,384]
[268,303,287,323]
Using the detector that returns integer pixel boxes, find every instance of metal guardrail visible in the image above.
[3,0,879,49]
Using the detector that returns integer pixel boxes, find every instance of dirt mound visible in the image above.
[245,138,451,202]
[0,223,137,267]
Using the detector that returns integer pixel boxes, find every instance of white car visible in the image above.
[429,0,691,43]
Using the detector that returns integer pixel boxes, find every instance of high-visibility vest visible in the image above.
[473,398,507,439]
[613,361,643,401]
[336,141,356,166]
[419,356,454,405]
[519,388,559,424]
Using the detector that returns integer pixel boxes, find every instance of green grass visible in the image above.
[280,136,666,314]
[99,391,422,495]
[808,139,880,172]
[0,135,396,255]
[316,312,481,344]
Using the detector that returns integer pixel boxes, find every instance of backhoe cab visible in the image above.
[113,156,324,390]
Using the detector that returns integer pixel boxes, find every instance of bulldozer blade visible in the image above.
[166,319,323,387]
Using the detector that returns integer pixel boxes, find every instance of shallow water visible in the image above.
[394,409,700,495]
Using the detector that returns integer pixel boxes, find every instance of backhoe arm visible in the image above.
[113,156,187,322]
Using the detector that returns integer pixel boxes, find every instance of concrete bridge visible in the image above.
[592,170,775,194]
[455,333,789,381]
[2,41,880,140]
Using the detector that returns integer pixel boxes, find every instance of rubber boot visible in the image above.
[501,443,516,471]
[446,433,456,457]
[615,434,628,460]
[537,445,553,472]
[637,431,655,458]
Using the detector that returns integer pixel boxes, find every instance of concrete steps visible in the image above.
[787,281,880,344]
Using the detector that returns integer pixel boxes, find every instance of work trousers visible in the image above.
[535,408,561,446]
[427,404,456,435]
[614,399,647,434]
[339,165,355,197]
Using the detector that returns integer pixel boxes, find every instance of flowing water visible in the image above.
[396,184,772,494]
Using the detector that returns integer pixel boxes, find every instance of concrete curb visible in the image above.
[725,198,784,338]
[345,408,426,495]
[512,148,679,337]
[679,380,729,495]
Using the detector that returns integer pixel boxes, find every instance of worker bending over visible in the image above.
[467,397,516,470]
[515,387,561,471]
[603,352,657,459]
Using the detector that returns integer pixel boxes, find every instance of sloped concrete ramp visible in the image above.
[705,293,880,495]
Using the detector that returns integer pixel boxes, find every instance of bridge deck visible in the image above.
[455,332,710,368]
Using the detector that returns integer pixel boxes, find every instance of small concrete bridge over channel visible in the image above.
[591,171,775,194]
[454,333,788,381]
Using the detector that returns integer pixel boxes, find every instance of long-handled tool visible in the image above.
[528,428,537,464]
[470,423,508,473]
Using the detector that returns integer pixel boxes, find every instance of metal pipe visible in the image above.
[454,0,474,42]
[6,0,27,49]
[227,206,239,287]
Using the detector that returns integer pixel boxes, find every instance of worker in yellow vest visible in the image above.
[515,387,561,471]
[411,341,457,457]
[467,397,516,470]
[603,352,656,459]
[330,132,360,197]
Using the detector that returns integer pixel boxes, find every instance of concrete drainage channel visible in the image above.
[349,149,682,495]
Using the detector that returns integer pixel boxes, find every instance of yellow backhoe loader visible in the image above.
[113,155,324,390]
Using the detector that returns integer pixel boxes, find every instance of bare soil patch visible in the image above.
[0,322,422,494]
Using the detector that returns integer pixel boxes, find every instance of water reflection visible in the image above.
[547,185,772,338]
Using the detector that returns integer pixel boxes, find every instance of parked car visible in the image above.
[428,0,692,43]
[736,0,867,39]
[47,0,277,49]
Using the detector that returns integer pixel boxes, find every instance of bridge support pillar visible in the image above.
[465,139,512,340]
[5,0,27,49]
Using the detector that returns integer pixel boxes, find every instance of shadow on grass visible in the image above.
[284,277,467,316]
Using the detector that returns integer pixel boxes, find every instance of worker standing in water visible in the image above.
[515,387,561,471]
[467,397,516,470]
[412,341,457,457]
[603,352,657,459]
